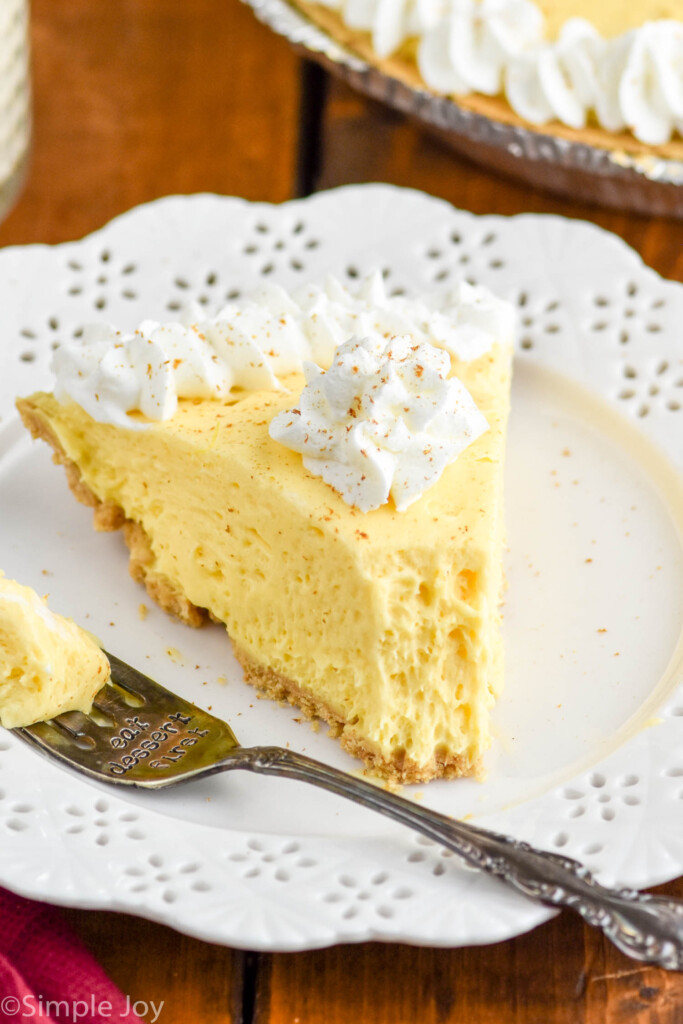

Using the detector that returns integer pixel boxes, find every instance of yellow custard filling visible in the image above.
[538,0,681,40]
[19,341,511,776]
[0,576,109,728]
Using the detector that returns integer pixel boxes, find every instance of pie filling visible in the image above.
[18,338,510,781]
[0,575,110,729]
[17,274,513,782]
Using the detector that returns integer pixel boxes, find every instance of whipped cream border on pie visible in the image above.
[299,0,683,147]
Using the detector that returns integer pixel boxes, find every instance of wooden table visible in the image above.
[2,2,683,1020]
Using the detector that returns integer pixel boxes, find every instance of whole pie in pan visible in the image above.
[293,0,683,159]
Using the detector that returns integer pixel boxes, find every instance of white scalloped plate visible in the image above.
[1,186,683,952]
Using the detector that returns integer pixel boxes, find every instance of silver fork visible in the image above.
[14,652,683,969]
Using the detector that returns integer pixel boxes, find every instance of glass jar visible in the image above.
[0,0,30,221]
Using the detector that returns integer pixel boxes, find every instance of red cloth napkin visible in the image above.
[0,888,142,1023]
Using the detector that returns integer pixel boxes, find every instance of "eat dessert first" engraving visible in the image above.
[107,711,209,776]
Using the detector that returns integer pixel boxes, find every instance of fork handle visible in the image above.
[235,745,683,969]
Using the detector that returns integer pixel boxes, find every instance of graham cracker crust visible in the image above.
[233,643,476,784]
[16,395,477,783]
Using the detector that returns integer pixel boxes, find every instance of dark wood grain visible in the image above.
[0,0,303,247]
[61,909,243,1023]
[258,879,683,1024]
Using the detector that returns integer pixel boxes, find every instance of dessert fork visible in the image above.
[14,652,683,969]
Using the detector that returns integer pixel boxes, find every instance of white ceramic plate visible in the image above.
[1,186,682,952]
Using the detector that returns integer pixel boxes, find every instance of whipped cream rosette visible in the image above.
[269,333,489,512]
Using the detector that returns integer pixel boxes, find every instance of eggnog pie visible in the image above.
[17,275,514,782]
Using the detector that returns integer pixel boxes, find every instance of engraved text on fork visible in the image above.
[107,710,209,775]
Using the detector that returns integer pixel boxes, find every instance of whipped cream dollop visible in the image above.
[52,307,306,428]
[51,274,513,428]
[269,333,489,512]
[317,0,683,144]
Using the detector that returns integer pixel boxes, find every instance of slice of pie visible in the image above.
[16,276,514,782]
[293,0,683,157]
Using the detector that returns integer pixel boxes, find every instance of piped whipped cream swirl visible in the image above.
[51,274,513,428]
[269,333,488,512]
[316,0,683,144]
